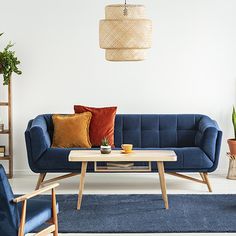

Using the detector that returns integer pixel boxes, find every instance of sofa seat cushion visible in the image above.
[160,147,213,171]
[35,148,95,172]
[126,147,213,171]
[17,199,59,234]
[34,147,213,172]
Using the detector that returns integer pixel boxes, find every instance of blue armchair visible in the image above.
[0,165,59,236]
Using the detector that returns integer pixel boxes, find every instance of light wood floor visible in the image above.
[10,172,236,236]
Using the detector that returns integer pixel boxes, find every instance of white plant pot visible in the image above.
[100,145,111,154]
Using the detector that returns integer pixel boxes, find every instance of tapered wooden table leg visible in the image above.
[77,161,87,210]
[157,161,169,209]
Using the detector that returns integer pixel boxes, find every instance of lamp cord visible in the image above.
[124,0,128,16]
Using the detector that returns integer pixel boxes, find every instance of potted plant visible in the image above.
[0,33,22,85]
[100,137,111,154]
[228,107,236,154]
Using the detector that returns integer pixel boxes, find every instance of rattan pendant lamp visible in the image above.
[99,1,152,61]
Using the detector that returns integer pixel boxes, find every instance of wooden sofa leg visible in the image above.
[200,172,212,192]
[35,173,46,190]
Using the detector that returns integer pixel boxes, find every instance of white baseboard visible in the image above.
[13,169,228,177]
[14,169,36,176]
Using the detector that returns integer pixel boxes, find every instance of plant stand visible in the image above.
[227,152,236,180]
[0,78,13,178]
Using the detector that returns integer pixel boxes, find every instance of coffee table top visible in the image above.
[69,150,177,162]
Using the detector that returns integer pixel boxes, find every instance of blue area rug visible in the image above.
[33,194,236,233]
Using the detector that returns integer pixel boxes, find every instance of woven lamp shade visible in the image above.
[99,4,152,61]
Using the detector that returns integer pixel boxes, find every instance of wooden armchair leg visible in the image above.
[52,188,58,236]
[18,200,27,236]
[35,173,46,190]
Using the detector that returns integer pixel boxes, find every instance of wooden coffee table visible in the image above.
[68,150,177,210]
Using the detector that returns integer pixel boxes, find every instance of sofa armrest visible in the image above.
[196,116,222,162]
[28,115,51,162]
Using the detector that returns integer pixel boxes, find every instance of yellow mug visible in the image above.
[121,144,133,153]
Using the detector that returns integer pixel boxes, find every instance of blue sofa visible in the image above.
[25,114,222,191]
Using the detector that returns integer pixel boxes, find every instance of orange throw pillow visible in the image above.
[52,112,92,148]
[74,105,117,147]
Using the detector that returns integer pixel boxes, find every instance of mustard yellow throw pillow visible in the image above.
[52,112,92,148]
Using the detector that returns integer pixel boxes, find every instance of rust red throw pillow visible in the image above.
[74,105,117,147]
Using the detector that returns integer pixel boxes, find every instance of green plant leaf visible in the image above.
[4,42,14,51]
[0,39,21,85]
[101,137,109,146]
[232,106,236,139]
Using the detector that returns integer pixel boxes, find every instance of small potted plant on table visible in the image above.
[100,137,111,154]
[228,107,236,154]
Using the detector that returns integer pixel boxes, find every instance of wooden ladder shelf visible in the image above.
[0,78,13,178]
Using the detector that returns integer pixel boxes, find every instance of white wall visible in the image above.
[0,0,235,174]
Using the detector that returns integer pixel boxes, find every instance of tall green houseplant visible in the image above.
[0,33,22,85]
[232,107,236,139]
[228,106,236,155]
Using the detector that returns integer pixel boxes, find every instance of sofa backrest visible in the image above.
[114,114,204,148]
[40,114,205,148]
